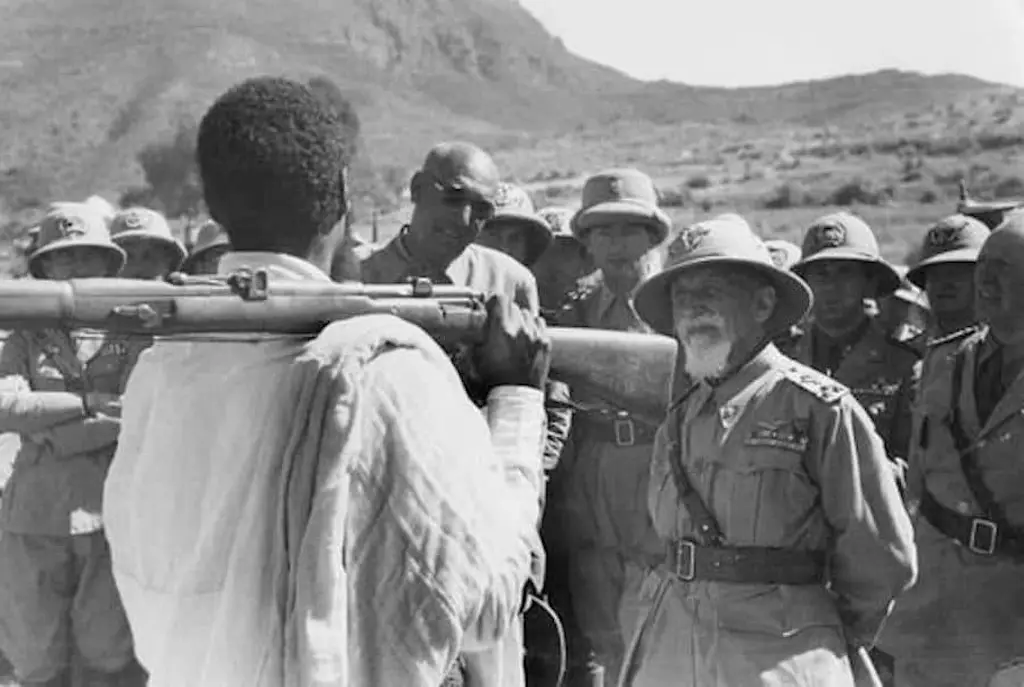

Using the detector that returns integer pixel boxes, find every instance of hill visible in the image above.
[0,0,1020,264]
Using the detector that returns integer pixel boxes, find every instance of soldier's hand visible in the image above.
[85,392,121,417]
[475,294,552,391]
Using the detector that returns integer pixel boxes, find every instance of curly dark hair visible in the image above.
[196,76,348,253]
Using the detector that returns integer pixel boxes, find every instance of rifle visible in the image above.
[0,271,678,422]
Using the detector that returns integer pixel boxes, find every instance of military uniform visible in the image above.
[541,169,672,685]
[621,347,915,686]
[621,215,916,687]
[786,213,921,464]
[780,318,919,462]
[877,325,1024,686]
[0,204,139,686]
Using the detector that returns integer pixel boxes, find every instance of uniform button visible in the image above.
[957,502,971,515]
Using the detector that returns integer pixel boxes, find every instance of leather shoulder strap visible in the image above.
[948,344,1007,524]
[666,398,724,546]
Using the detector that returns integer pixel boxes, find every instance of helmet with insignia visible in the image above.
[571,168,671,245]
[792,211,902,298]
[109,207,188,271]
[634,213,812,337]
[764,238,801,271]
[481,182,553,266]
[28,202,126,278]
[181,220,231,273]
[906,214,990,288]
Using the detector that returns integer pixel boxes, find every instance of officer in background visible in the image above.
[532,206,595,315]
[0,203,145,687]
[109,207,187,280]
[361,142,539,313]
[875,266,931,356]
[181,220,231,275]
[547,168,668,684]
[877,213,1024,687]
[782,212,919,470]
[621,215,916,687]
[905,215,989,340]
[475,182,553,270]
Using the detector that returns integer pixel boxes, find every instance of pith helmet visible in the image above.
[634,214,812,337]
[109,207,187,270]
[571,168,671,244]
[764,239,801,270]
[792,212,901,297]
[906,214,990,288]
[28,202,126,278]
[538,206,580,246]
[483,182,553,265]
[181,220,231,272]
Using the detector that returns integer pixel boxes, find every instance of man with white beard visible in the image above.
[618,215,916,687]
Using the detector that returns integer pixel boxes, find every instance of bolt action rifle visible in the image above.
[0,271,678,423]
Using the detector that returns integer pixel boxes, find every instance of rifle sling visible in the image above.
[921,346,1024,557]
[947,346,1010,526]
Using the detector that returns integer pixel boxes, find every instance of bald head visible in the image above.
[406,141,503,267]
[416,142,500,203]
[976,211,1024,343]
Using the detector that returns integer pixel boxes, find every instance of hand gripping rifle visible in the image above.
[0,271,678,423]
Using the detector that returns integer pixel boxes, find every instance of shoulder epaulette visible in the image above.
[926,325,982,349]
[781,364,849,404]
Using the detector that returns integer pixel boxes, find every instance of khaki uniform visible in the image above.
[547,273,665,681]
[780,317,919,461]
[878,326,1024,687]
[0,327,139,683]
[622,345,916,686]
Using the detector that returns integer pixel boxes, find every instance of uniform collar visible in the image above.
[218,252,332,282]
[393,226,474,283]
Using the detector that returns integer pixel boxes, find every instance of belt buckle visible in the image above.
[674,540,696,581]
[614,416,636,447]
[969,517,998,555]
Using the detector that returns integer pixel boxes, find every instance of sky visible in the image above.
[518,0,1024,88]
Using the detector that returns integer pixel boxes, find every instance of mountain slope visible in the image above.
[0,0,1013,208]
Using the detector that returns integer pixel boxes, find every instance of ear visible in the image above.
[409,171,424,204]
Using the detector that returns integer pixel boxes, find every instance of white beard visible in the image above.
[677,317,733,381]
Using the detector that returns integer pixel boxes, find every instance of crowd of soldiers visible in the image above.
[0,74,1023,687]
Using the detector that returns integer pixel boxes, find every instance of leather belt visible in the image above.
[919,488,1024,558]
[576,413,657,447]
[662,539,826,585]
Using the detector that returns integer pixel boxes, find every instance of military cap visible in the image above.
[906,214,990,288]
[417,141,500,203]
[764,238,802,270]
[571,168,671,244]
[538,206,578,243]
[483,182,553,265]
[792,212,901,297]
[28,202,126,278]
[110,207,188,271]
[634,213,812,337]
[181,220,231,273]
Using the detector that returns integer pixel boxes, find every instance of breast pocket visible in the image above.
[852,380,901,427]
[714,445,818,546]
